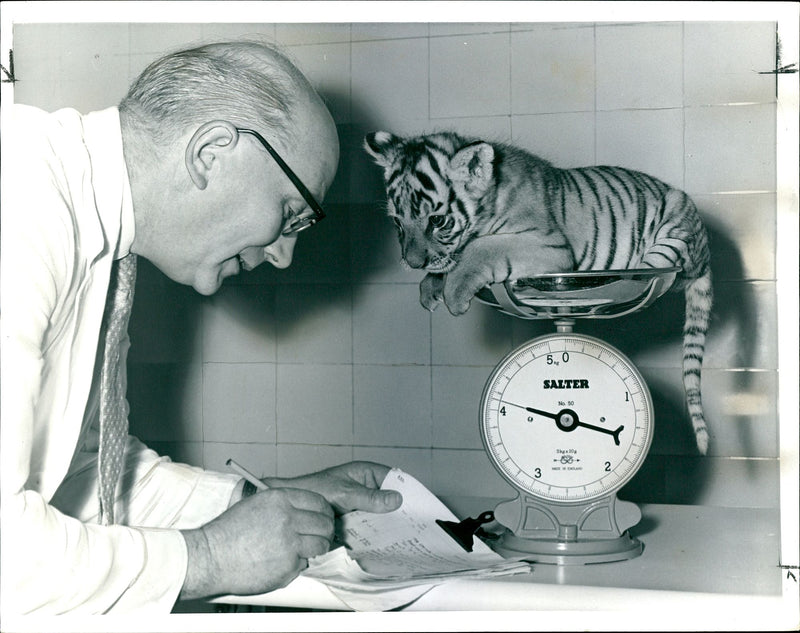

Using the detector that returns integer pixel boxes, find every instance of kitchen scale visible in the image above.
[467,267,680,565]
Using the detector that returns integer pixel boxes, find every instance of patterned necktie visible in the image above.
[98,254,137,525]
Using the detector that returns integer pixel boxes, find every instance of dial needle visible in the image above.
[507,402,624,446]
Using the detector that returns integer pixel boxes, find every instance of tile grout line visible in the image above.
[682,21,687,191]
[349,26,356,462]
[593,22,598,165]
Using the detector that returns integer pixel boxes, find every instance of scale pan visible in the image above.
[475,267,681,319]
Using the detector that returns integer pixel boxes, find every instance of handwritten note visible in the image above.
[338,469,508,578]
[302,469,531,610]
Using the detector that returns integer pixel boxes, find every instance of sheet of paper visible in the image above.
[337,468,508,578]
[301,468,532,610]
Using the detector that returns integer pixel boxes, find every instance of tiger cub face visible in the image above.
[364,131,495,273]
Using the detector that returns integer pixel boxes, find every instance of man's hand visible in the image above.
[264,461,403,515]
[180,487,334,600]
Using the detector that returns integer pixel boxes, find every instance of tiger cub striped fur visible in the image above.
[364,130,713,454]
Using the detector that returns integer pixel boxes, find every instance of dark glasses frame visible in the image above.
[236,128,326,235]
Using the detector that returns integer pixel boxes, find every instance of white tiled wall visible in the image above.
[596,24,684,110]
[12,21,780,508]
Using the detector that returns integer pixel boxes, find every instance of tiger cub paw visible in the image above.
[443,287,473,316]
[442,268,484,315]
[419,274,445,311]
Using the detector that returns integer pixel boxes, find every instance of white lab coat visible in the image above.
[0,105,240,615]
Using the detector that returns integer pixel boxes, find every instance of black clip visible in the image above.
[436,510,496,552]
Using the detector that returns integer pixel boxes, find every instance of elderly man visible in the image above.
[1,41,401,614]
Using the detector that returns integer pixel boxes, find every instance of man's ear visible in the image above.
[448,142,495,198]
[185,121,240,190]
[363,131,400,169]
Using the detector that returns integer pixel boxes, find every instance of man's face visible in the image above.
[184,103,339,295]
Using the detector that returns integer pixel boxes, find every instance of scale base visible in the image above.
[490,493,645,565]
[492,530,643,565]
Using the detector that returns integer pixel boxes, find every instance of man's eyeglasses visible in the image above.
[236,128,326,235]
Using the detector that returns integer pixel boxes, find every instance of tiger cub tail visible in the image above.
[683,270,713,455]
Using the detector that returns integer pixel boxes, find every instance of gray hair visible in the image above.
[119,41,309,146]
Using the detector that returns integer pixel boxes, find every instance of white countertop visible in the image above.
[217,502,790,621]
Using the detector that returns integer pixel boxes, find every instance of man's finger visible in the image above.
[282,488,334,516]
[294,508,335,539]
[339,487,403,514]
[298,534,333,560]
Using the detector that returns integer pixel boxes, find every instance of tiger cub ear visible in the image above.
[364,131,401,168]
[448,142,495,198]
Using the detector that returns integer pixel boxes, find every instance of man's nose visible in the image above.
[239,235,296,271]
[263,235,297,269]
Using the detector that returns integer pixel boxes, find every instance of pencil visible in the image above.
[226,458,269,491]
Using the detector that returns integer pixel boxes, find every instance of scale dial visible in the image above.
[480,333,653,504]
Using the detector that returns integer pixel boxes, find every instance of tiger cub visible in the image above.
[364,130,713,455]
